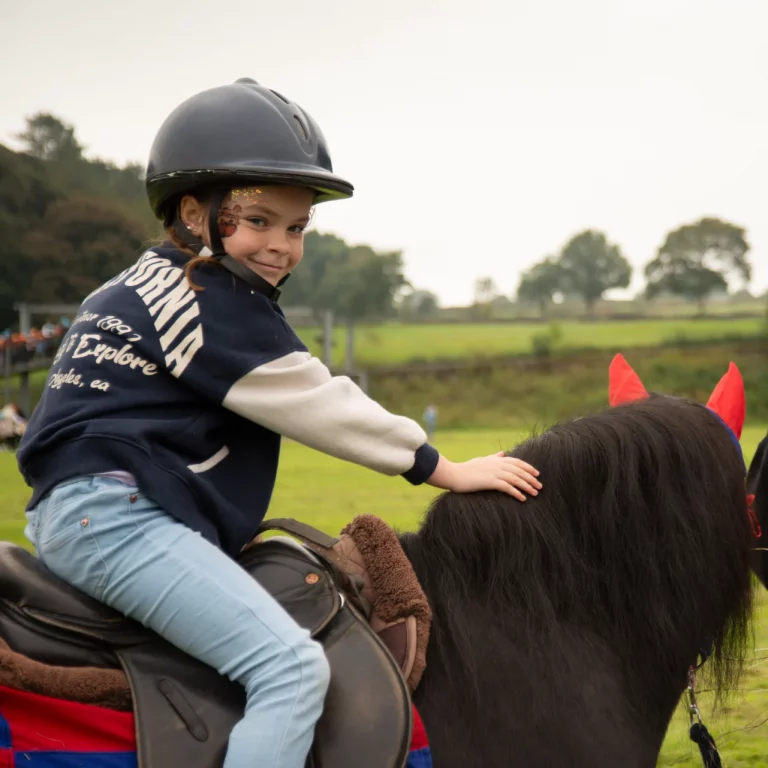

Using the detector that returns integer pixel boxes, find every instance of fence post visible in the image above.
[20,368,30,416]
[323,310,334,368]
[17,303,31,336]
[3,345,10,405]
[345,318,355,373]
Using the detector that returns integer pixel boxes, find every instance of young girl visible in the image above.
[17,78,541,768]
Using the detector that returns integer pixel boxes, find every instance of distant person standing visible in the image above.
[1,402,26,427]
[423,404,438,441]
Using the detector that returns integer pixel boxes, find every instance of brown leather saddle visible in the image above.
[0,527,413,768]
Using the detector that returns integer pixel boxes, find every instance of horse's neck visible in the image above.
[415,619,674,767]
[400,533,679,768]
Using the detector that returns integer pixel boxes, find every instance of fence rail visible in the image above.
[2,347,61,414]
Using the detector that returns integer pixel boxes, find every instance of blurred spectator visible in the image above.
[0,324,68,373]
[0,402,27,451]
[423,403,438,441]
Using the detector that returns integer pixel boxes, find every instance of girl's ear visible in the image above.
[178,195,207,235]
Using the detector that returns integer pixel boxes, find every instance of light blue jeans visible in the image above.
[25,475,330,768]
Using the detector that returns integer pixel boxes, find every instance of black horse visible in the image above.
[401,359,755,767]
[0,356,756,768]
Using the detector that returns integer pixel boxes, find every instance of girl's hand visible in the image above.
[427,452,541,501]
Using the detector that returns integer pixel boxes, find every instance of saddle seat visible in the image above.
[0,540,124,622]
[0,535,413,768]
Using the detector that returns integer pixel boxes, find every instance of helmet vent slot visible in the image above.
[293,115,308,142]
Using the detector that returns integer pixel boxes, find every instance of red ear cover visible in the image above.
[608,354,649,407]
[705,362,745,439]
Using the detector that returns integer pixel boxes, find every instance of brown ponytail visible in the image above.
[165,228,221,292]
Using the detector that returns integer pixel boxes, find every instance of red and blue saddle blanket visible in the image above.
[406,706,432,768]
[0,685,432,767]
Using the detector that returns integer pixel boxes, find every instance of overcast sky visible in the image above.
[2,0,766,305]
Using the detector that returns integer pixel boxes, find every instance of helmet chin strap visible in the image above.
[171,188,289,301]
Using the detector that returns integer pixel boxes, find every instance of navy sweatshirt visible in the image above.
[17,247,439,557]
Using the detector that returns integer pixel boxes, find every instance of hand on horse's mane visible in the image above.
[426,451,541,501]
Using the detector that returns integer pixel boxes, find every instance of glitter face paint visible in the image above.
[217,189,265,238]
[229,188,264,206]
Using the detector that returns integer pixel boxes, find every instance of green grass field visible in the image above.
[295,317,765,367]
[1,427,767,765]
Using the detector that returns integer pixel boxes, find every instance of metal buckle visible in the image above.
[687,667,702,727]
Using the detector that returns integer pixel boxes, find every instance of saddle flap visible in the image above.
[118,641,243,768]
[237,538,340,637]
[315,601,413,768]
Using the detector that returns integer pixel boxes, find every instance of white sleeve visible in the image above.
[222,350,429,476]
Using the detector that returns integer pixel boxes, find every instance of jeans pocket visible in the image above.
[40,520,110,603]
[37,510,94,556]
[36,496,111,602]
[35,489,94,556]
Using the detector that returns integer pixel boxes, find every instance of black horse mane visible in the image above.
[401,396,753,765]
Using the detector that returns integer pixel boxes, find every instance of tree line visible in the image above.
[515,223,751,317]
[0,114,409,330]
[0,113,754,331]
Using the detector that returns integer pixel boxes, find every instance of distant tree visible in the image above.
[320,245,408,370]
[730,288,755,303]
[517,256,563,317]
[398,289,440,319]
[282,231,406,321]
[558,230,631,316]
[72,158,155,230]
[474,277,499,305]
[470,277,500,320]
[16,113,84,164]
[280,231,350,316]
[20,198,144,304]
[16,114,156,231]
[644,217,751,314]
[324,245,408,323]
[281,231,408,368]
[0,144,62,327]
[0,128,163,326]
[490,294,513,310]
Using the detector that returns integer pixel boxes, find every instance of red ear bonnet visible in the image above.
[607,355,753,534]
[608,354,649,407]
[705,362,745,439]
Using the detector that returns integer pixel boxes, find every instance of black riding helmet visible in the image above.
[145,78,353,298]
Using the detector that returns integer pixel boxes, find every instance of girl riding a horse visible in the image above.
[15,79,541,768]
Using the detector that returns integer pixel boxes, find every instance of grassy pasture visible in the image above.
[295,317,764,367]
